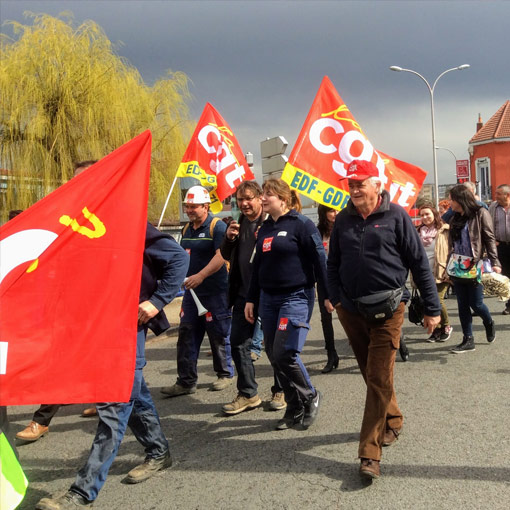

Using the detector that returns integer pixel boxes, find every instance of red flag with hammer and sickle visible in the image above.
[0,131,151,405]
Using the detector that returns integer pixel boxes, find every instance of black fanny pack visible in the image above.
[353,288,404,322]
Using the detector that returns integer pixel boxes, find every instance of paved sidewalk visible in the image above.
[9,294,510,509]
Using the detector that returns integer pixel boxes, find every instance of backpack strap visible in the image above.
[209,216,220,237]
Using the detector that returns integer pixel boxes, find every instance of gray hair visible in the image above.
[497,184,510,194]
[366,177,383,193]
[463,181,477,194]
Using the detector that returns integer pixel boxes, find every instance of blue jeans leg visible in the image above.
[454,281,492,337]
[250,318,263,356]
[71,328,168,502]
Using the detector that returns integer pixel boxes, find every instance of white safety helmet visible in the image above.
[183,186,211,204]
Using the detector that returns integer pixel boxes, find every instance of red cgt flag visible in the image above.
[282,76,427,212]
[0,131,151,405]
[176,103,254,213]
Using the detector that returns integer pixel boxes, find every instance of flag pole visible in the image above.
[157,174,179,229]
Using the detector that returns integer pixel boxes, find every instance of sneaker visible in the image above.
[484,320,496,343]
[268,392,287,411]
[359,458,380,479]
[160,383,196,397]
[502,306,510,316]
[427,329,441,343]
[302,390,321,429]
[222,394,262,415]
[210,377,232,391]
[124,451,172,484]
[450,336,475,354]
[36,490,92,509]
[438,325,453,342]
[275,407,305,430]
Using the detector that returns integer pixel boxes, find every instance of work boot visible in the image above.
[268,392,287,411]
[275,407,305,430]
[222,394,262,415]
[124,451,172,484]
[36,490,92,509]
[359,458,380,479]
[16,421,49,442]
[160,382,196,397]
[450,335,475,353]
[210,377,232,391]
[484,320,496,343]
[382,427,401,447]
[321,350,339,373]
[302,390,321,429]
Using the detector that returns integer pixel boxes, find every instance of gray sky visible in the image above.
[2,0,509,184]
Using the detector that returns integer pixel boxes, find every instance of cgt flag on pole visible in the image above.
[282,76,427,212]
[0,432,28,510]
[176,103,255,213]
[0,131,151,405]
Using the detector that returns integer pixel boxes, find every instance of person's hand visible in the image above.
[226,221,240,240]
[493,266,502,274]
[245,302,255,324]
[184,274,204,289]
[138,300,159,325]
[324,299,334,313]
[423,315,441,334]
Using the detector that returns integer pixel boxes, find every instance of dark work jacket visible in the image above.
[220,212,265,308]
[327,190,441,317]
[142,223,189,335]
[247,209,328,305]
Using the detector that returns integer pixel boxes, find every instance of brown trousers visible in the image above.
[337,302,405,461]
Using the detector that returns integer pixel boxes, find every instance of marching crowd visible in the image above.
[6,160,510,509]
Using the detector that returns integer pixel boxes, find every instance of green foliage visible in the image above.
[0,12,192,222]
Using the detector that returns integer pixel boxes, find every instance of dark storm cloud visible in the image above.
[2,1,509,183]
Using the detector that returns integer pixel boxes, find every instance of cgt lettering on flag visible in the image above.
[282,76,427,212]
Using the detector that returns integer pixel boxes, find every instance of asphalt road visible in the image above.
[9,293,510,509]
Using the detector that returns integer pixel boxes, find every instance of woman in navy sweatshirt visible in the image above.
[245,179,329,430]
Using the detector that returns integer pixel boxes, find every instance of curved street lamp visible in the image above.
[389,64,470,207]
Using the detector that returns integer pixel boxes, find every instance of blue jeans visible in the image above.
[71,327,168,502]
[259,288,316,411]
[250,318,263,356]
[176,291,233,387]
[453,280,493,337]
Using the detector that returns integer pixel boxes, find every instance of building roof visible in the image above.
[470,100,510,144]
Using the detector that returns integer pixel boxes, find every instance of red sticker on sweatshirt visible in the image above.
[278,317,288,331]
[263,237,274,252]
[205,312,213,322]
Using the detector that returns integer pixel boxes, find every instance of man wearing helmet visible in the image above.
[161,186,234,396]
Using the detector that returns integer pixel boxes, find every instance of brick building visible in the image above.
[468,100,510,201]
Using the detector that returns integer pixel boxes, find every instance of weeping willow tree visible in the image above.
[0,12,193,223]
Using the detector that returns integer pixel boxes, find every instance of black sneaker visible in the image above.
[399,338,409,362]
[275,407,305,430]
[484,320,496,343]
[303,390,321,429]
[450,336,475,354]
[439,325,453,342]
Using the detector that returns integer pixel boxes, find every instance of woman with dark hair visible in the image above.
[245,179,328,430]
[416,203,452,342]
[317,205,339,372]
[447,185,501,353]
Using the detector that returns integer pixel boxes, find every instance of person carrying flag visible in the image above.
[36,222,189,509]
[161,186,234,397]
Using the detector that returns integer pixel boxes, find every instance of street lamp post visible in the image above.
[389,64,470,208]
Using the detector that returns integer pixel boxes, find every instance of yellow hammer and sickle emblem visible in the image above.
[59,207,106,239]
